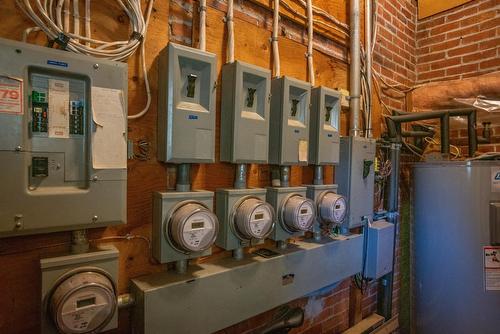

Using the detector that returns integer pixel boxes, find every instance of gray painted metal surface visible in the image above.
[215,188,268,251]
[413,161,500,334]
[131,235,363,334]
[268,76,311,166]
[40,246,119,334]
[0,38,127,237]
[152,191,215,263]
[309,87,340,165]
[157,42,217,163]
[337,136,376,228]
[365,220,394,279]
[220,61,271,164]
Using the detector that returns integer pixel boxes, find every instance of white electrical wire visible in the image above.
[306,0,314,86]
[199,0,207,51]
[226,0,234,63]
[16,0,155,120]
[272,0,281,77]
[73,0,79,43]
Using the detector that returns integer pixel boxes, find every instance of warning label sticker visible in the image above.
[0,76,23,115]
[484,246,500,291]
[492,168,500,193]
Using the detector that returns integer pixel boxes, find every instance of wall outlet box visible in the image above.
[157,42,217,163]
[337,136,376,228]
[215,188,268,251]
[220,61,271,164]
[0,38,126,238]
[40,246,119,334]
[366,220,394,279]
[152,191,216,263]
[309,87,341,165]
[269,76,311,166]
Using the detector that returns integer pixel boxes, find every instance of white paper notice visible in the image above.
[299,140,308,162]
[91,87,127,169]
[484,246,500,291]
[0,76,23,115]
[48,79,70,138]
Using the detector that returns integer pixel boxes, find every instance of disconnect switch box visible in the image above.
[366,220,394,279]
[157,42,217,163]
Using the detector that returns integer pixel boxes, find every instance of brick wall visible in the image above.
[451,124,500,154]
[416,0,500,83]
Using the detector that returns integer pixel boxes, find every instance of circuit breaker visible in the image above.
[152,191,219,263]
[269,77,311,166]
[216,188,275,251]
[0,38,127,237]
[157,42,217,163]
[220,61,271,164]
[266,187,316,242]
[309,87,341,165]
[40,246,119,334]
[337,137,376,228]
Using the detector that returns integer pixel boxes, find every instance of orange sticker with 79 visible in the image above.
[0,77,23,115]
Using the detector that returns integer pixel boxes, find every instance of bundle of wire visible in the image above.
[16,0,154,119]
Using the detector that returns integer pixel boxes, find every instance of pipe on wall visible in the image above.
[176,164,191,192]
[349,0,361,137]
[365,0,373,138]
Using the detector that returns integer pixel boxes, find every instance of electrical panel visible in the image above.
[365,220,394,279]
[40,246,119,334]
[337,136,376,228]
[266,187,316,242]
[306,184,347,229]
[216,188,275,251]
[152,191,219,263]
[0,38,127,237]
[309,87,341,165]
[269,76,311,166]
[157,42,217,163]
[220,61,271,164]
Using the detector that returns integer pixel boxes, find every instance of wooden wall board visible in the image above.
[418,0,473,20]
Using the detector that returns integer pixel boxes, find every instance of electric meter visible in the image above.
[282,195,316,232]
[318,192,347,224]
[234,197,275,240]
[49,270,116,334]
[168,202,219,253]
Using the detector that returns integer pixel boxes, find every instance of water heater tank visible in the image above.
[413,161,500,334]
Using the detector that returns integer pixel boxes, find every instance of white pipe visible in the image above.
[272,0,280,77]
[85,0,91,47]
[306,0,314,86]
[73,0,80,43]
[63,0,70,32]
[365,0,373,138]
[226,0,234,63]
[199,0,207,51]
[349,0,361,137]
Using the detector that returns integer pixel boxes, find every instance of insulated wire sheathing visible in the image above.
[199,0,207,51]
[306,0,314,86]
[272,0,281,77]
[226,0,234,63]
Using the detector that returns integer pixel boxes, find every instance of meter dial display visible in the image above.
[50,270,116,334]
[319,192,347,224]
[169,202,219,253]
[234,198,275,240]
[282,195,316,232]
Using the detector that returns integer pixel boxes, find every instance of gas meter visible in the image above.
[318,192,347,224]
[49,270,116,334]
[168,202,219,253]
[234,197,275,240]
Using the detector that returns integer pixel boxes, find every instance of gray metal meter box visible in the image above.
[215,188,271,251]
[220,61,271,164]
[266,186,311,241]
[306,184,338,234]
[152,191,217,263]
[337,136,376,228]
[157,42,217,163]
[0,38,127,237]
[269,77,311,166]
[40,246,119,334]
[309,87,341,165]
[365,220,394,279]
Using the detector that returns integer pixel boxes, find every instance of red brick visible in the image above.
[446,25,479,40]
[463,48,497,64]
[480,37,500,50]
[447,43,478,57]
[480,17,500,31]
[430,57,461,70]
[460,10,497,28]
[445,4,478,22]
[461,28,496,45]
[480,57,500,70]
[430,21,460,36]
[418,51,446,63]
[418,69,445,81]
[418,33,446,47]
[478,0,500,11]
[418,16,445,31]
[431,38,461,52]
[446,63,479,76]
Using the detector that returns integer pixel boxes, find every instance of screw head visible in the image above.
[93,63,99,70]
[92,175,98,182]
[15,145,22,151]
[14,214,23,228]
[92,215,98,223]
